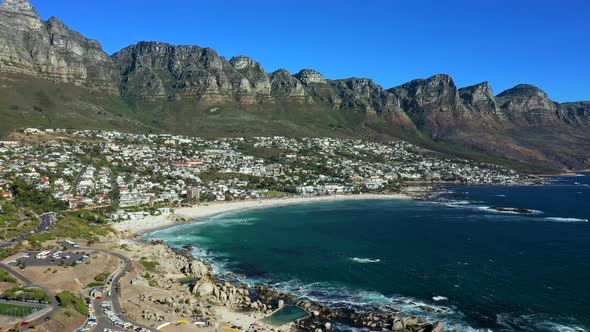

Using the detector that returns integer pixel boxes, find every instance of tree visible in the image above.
[16,260,26,270]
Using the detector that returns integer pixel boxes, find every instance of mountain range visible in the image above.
[1,0,589,172]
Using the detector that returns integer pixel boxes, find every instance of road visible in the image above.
[71,166,87,195]
[0,212,57,249]
[84,248,155,332]
[2,248,154,331]
[0,263,59,327]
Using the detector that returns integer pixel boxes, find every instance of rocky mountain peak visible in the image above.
[0,0,119,94]
[229,56,263,71]
[0,0,39,17]
[294,69,327,85]
[496,84,557,119]
[269,69,307,98]
[459,82,499,115]
[392,74,460,107]
[497,84,549,99]
[459,82,494,100]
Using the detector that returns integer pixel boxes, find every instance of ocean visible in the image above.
[145,173,590,331]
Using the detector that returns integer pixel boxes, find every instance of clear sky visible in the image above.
[31,0,589,102]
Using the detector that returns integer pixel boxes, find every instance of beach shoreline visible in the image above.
[112,193,411,235]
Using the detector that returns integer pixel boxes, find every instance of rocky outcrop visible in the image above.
[113,42,238,103]
[295,69,327,85]
[496,84,559,123]
[229,55,272,102]
[389,74,467,137]
[269,69,310,101]
[459,81,502,117]
[559,101,590,123]
[0,0,120,94]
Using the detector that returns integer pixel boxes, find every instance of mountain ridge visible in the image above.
[1,0,590,171]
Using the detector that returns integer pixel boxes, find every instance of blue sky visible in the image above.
[31,0,589,102]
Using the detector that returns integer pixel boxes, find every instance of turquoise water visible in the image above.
[261,306,309,326]
[146,173,590,331]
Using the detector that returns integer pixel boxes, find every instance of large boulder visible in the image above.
[189,260,209,279]
[392,320,404,331]
[192,282,214,297]
[402,316,419,328]
[431,321,445,332]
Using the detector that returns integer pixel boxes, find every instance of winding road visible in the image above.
[1,248,155,331]
[83,248,155,332]
[0,263,59,327]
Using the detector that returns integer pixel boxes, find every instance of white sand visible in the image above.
[112,194,410,234]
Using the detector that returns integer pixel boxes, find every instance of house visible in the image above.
[24,128,43,135]
[186,187,201,200]
[0,191,12,198]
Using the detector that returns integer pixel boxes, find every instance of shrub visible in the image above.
[56,291,88,316]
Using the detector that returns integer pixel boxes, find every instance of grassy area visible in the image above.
[26,213,112,247]
[56,291,89,316]
[85,272,110,288]
[2,286,50,303]
[0,268,17,283]
[139,258,159,271]
[0,302,39,317]
[0,202,40,241]
[0,74,157,138]
[93,272,110,283]
[85,282,104,288]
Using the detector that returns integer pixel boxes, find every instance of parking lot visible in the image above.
[8,250,91,267]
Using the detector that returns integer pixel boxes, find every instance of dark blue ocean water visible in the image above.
[146,174,590,331]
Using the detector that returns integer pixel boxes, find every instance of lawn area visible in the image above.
[2,286,50,303]
[0,302,39,317]
[0,268,17,283]
[56,291,88,316]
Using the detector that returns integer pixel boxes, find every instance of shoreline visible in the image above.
[112,193,411,235]
[114,191,450,332]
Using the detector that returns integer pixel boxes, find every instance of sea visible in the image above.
[145,173,590,331]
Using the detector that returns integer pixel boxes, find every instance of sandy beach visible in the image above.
[112,193,410,235]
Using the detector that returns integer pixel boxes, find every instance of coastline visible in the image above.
[112,193,411,235]
[111,192,431,331]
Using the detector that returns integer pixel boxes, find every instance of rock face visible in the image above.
[459,82,501,117]
[0,0,120,94]
[389,74,466,138]
[295,69,327,85]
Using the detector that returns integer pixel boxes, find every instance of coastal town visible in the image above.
[0,128,539,332]
[1,128,533,213]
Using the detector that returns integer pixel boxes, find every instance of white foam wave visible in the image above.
[268,279,488,331]
[476,206,543,215]
[496,313,588,332]
[448,200,471,205]
[350,257,381,264]
[432,296,448,301]
[544,217,589,223]
[210,217,259,226]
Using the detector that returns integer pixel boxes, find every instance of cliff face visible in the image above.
[0,0,120,94]
[1,0,590,170]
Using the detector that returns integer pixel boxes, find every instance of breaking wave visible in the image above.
[544,217,588,223]
[350,257,381,264]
